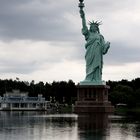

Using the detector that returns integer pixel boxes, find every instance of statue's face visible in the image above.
[90,25,98,32]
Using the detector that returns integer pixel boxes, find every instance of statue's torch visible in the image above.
[78,0,85,9]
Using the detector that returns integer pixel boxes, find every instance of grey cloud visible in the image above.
[0,0,140,43]
[0,0,78,41]
[0,59,40,74]
[104,41,140,65]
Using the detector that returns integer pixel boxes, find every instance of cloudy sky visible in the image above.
[0,0,140,83]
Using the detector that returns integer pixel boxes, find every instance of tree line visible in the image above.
[107,78,140,108]
[0,79,77,105]
[0,78,140,107]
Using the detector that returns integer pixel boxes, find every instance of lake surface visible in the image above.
[0,111,140,140]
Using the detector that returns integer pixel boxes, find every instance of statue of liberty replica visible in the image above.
[79,0,110,85]
[74,0,114,114]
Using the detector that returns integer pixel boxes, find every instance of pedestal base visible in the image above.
[74,84,114,114]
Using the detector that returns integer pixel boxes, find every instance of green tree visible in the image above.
[109,85,134,107]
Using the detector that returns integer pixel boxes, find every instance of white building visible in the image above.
[0,90,51,111]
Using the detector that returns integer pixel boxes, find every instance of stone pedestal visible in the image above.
[74,84,114,114]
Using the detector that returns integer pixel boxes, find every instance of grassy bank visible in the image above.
[115,107,140,116]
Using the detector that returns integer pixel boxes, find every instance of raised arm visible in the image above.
[78,1,89,40]
[79,9,87,29]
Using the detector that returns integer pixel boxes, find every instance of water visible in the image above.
[0,111,140,140]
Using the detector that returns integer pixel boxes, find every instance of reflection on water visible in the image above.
[108,115,140,140]
[0,111,140,140]
[0,112,78,140]
[78,113,109,140]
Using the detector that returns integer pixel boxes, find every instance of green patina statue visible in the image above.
[78,0,110,85]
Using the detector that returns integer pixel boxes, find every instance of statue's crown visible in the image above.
[89,20,102,27]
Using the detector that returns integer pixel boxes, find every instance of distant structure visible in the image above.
[0,90,51,111]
